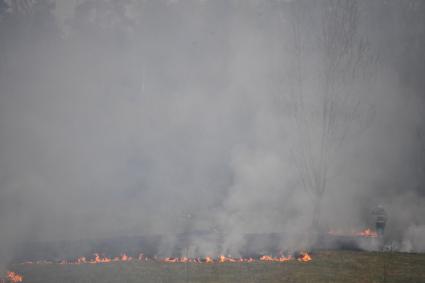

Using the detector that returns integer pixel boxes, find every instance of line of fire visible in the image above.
[1,225,384,282]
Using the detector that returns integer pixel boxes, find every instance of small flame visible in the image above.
[91,253,112,263]
[297,252,312,262]
[120,254,132,261]
[18,252,313,266]
[7,271,23,283]
[355,228,378,238]
[259,255,273,261]
[329,228,378,238]
[162,257,179,263]
[260,255,292,262]
[218,255,238,263]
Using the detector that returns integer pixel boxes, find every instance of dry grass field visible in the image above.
[8,250,425,283]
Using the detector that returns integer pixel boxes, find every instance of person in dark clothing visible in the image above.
[372,205,387,237]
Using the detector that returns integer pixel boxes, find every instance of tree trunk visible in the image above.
[309,193,323,247]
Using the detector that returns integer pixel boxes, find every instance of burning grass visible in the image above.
[328,228,378,238]
[6,250,425,283]
[16,252,312,265]
[5,271,23,283]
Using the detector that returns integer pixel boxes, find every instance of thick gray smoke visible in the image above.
[1,0,425,271]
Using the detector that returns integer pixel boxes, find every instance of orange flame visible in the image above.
[218,255,238,263]
[162,257,179,263]
[120,254,132,261]
[355,229,378,238]
[6,271,23,283]
[297,252,312,262]
[260,255,292,262]
[329,228,378,238]
[161,257,200,263]
[19,252,313,265]
[91,253,112,263]
[259,255,273,261]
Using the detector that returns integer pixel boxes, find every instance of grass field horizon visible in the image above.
[7,250,425,283]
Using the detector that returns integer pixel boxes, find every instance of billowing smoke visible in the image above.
[402,225,425,252]
[1,0,425,270]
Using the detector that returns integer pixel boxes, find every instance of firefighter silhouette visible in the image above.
[372,204,387,237]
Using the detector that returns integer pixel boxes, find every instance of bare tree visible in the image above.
[9,0,34,15]
[284,0,376,233]
[394,0,425,192]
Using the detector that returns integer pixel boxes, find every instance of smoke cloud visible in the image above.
[1,0,425,270]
